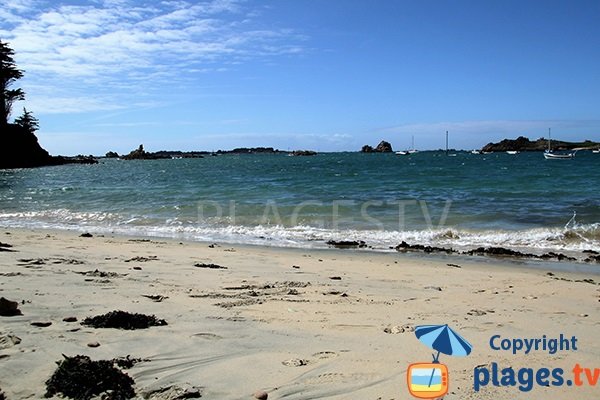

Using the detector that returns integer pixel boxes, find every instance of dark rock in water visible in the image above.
[465,247,537,258]
[540,252,577,262]
[45,354,135,400]
[584,255,600,263]
[63,316,77,323]
[375,140,393,152]
[583,250,599,255]
[326,240,367,249]
[121,144,170,160]
[0,297,22,317]
[395,241,455,254]
[81,310,167,330]
[105,151,119,158]
[194,263,227,269]
[80,233,93,238]
[360,141,393,153]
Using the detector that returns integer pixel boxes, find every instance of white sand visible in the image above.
[0,228,598,399]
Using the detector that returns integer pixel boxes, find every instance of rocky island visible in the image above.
[481,136,600,152]
[360,140,393,153]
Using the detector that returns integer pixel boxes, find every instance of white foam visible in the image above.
[0,209,598,253]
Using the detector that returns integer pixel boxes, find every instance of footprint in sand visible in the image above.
[312,351,338,360]
[191,333,223,340]
[283,351,339,367]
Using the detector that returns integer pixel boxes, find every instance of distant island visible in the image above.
[114,145,316,160]
[0,40,96,169]
[482,136,600,152]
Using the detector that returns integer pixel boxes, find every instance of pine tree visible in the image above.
[14,108,39,134]
[0,40,25,125]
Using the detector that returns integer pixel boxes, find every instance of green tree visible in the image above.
[14,108,39,134]
[0,40,25,125]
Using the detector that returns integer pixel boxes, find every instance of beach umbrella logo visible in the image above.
[407,324,472,399]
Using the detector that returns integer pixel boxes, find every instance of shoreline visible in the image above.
[3,225,599,275]
[1,227,599,399]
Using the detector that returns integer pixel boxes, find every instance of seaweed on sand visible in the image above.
[45,355,135,400]
[81,310,167,330]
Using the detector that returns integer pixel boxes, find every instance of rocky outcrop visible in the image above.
[105,151,119,158]
[121,145,170,160]
[360,140,393,153]
[289,150,317,156]
[0,124,97,169]
[481,136,600,152]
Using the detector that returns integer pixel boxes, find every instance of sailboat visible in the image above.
[543,128,575,159]
[408,136,418,154]
[396,136,417,155]
[446,131,457,156]
[593,149,600,154]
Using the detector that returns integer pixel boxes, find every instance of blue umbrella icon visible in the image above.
[414,324,472,387]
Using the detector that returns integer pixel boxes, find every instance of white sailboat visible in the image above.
[396,135,417,155]
[543,128,575,159]
[446,131,456,156]
[593,149,600,154]
[408,136,418,154]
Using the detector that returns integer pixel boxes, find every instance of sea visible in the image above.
[1,151,599,255]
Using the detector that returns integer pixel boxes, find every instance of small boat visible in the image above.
[471,150,481,155]
[395,151,409,155]
[544,152,574,159]
[544,128,575,160]
[593,149,600,154]
[506,151,519,155]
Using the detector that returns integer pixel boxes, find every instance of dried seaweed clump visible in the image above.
[81,310,167,330]
[45,355,135,400]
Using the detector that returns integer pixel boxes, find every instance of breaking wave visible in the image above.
[0,209,598,254]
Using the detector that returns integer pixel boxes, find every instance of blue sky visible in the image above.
[1,0,599,155]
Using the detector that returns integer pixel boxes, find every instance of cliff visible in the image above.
[0,124,96,169]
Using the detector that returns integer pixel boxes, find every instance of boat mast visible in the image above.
[548,128,551,152]
[446,131,449,155]
[412,135,415,151]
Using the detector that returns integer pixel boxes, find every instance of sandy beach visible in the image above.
[0,228,598,399]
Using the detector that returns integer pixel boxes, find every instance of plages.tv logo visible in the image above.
[407,324,473,399]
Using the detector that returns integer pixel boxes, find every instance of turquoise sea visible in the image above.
[0,151,599,254]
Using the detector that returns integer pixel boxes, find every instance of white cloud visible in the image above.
[1,0,305,114]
